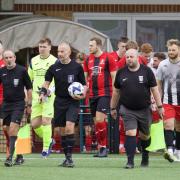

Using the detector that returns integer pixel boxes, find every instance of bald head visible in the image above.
[125,49,139,69]
[58,42,71,62]
[3,50,16,69]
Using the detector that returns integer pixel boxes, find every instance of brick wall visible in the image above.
[12,4,180,20]
[14,4,180,13]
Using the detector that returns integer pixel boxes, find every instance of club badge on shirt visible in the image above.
[68,75,74,83]
[138,76,144,83]
[14,78,19,87]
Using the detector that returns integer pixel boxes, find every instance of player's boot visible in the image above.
[42,139,55,158]
[4,157,13,167]
[14,155,25,165]
[163,150,176,163]
[141,153,149,167]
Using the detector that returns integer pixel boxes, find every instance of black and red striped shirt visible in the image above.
[84,52,117,98]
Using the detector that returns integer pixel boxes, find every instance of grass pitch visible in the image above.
[0,153,179,180]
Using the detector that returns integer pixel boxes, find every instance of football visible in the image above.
[68,82,84,97]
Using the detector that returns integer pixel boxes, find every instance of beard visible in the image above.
[168,53,178,60]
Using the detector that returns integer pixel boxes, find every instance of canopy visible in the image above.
[0,15,112,53]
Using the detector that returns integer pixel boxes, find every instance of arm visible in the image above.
[110,87,121,119]
[151,86,164,119]
[38,81,51,103]
[157,79,163,98]
[110,71,117,89]
[26,89,32,115]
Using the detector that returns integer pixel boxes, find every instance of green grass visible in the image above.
[0,153,179,180]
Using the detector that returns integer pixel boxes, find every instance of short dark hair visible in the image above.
[117,36,129,44]
[38,37,52,46]
[153,52,166,61]
[90,37,102,46]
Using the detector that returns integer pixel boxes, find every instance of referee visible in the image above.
[0,50,32,167]
[110,49,164,169]
[39,42,87,167]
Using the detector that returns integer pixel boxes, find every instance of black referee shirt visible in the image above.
[0,64,32,103]
[114,64,157,110]
[45,60,86,99]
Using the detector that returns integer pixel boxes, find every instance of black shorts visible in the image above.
[90,96,110,118]
[119,105,152,135]
[53,97,80,127]
[2,101,25,126]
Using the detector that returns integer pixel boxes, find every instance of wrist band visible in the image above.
[157,105,163,109]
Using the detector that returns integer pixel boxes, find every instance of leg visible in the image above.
[4,122,19,167]
[173,105,180,161]
[41,117,53,157]
[94,111,108,157]
[3,125,10,158]
[124,129,136,169]
[139,132,151,167]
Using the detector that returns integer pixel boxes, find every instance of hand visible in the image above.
[157,107,164,120]
[38,94,47,103]
[71,94,84,100]
[110,109,117,120]
[26,106,32,115]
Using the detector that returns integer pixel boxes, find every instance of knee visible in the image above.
[164,119,174,130]
[125,129,136,136]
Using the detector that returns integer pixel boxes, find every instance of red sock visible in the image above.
[95,121,107,147]
[119,118,125,145]
[3,130,10,157]
[52,135,61,152]
[85,135,92,151]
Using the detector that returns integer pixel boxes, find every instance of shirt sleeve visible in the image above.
[114,70,121,89]
[45,65,54,83]
[23,69,33,90]
[28,61,33,81]
[108,54,117,72]
[156,63,163,81]
[78,65,86,86]
[147,67,157,87]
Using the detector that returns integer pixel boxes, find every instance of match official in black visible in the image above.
[0,50,32,167]
[110,49,164,169]
[39,42,87,167]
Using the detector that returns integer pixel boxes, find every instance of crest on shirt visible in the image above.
[14,78,19,87]
[68,75,74,83]
[100,59,105,65]
[138,76,143,83]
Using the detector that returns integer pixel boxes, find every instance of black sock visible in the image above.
[66,134,75,160]
[141,138,151,156]
[17,154,23,159]
[175,131,180,150]
[164,130,174,148]
[61,136,67,158]
[9,136,17,159]
[124,136,136,164]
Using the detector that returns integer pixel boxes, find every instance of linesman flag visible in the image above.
[15,124,32,154]
[146,120,166,152]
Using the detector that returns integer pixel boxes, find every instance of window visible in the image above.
[74,13,130,50]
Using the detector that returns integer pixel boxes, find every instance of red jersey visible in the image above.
[117,55,147,69]
[0,59,5,104]
[83,52,117,98]
[110,51,121,63]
